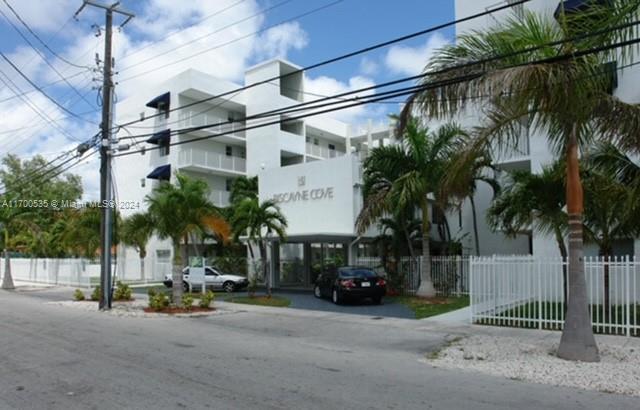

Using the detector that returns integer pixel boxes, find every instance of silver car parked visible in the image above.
[163,266,249,293]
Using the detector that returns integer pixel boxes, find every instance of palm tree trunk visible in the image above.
[554,226,568,313]
[2,228,14,290]
[172,239,184,306]
[139,251,146,282]
[470,196,480,256]
[417,198,435,298]
[258,240,271,297]
[557,128,599,362]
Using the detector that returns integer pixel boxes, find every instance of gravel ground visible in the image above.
[427,334,640,397]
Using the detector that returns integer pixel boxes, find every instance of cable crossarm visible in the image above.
[111,0,533,131]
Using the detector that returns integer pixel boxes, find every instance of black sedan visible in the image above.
[314,266,386,305]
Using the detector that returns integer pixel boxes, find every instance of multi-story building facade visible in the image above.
[453,0,640,257]
[114,59,392,286]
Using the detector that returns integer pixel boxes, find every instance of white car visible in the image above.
[163,266,249,293]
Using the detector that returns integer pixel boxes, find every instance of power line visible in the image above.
[0,50,98,125]
[111,0,533,131]
[118,17,640,143]
[0,6,95,109]
[1,0,91,69]
[117,0,251,62]
[117,0,340,80]
[0,68,81,141]
[114,35,640,158]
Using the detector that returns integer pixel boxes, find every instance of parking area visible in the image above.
[272,291,415,319]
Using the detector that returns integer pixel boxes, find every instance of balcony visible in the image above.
[178,149,246,176]
[494,132,530,167]
[178,110,246,139]
[305,143,344,159]
[209,189,231,207]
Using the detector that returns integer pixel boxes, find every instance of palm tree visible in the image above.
[402,3,640,362]
[120,212,155,282]
[443,148,499,256]
[231,198,287,297]
[487,163,567,259]
[229,176,258,204]
[357,117,467,297]
[61,206,102,259]
[146,173,230,305]
[374,213,421,293]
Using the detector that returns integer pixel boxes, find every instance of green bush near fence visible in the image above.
[73,289,85,301]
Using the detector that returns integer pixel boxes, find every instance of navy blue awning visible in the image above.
[554,0,612,19]
[146,92,170,110]
[146,129,171,144]
[147,164,171,180]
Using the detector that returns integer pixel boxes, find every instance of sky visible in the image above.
[0,0,455,200]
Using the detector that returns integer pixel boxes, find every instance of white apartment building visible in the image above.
[452,0,640,257]
[113,1,640,287]
[113,59,394,287]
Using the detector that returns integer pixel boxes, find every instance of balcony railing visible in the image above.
[305,143,344,159]
[178,110,246,138]
[495,132,530,163]
[178,149,246,174]
[209,189,231,207]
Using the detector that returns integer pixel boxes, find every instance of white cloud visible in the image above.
[0,0,79,33]
[359,57,378,76]
[384,32,449,76]
[252,22,308,60]
[303,74,377,124]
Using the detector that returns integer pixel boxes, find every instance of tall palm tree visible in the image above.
[402,3,640,362]
[443,148,499,256]
[120,212,155,282]
[146,173,230,305]
[357,117,467,297]
[231,198,287,297]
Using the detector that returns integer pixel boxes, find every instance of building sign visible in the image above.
[272,187,334,203]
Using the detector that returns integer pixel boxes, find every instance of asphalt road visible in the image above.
[1,289,637,410]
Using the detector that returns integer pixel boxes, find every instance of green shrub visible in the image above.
[113,281,133,301]
[147,287,158,298]
[149,291,169,311]
[73,289,85,301]
[199,290,215,309]
[90,286,101,301]
[182,293,194,311]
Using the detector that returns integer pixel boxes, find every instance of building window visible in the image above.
[313,138,319,146]
[328,144,335,150]
[159,139,170,157]
[306,136,310,143]
[226,178,233,192]
[240,149,246,159]
[225,146,232,157]
[140,178,146,188]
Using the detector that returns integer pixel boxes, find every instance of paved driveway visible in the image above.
[273,291,415,319]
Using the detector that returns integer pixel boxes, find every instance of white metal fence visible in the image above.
[470,256,640,336]
[0,256,172,288]
[355,255,469,296]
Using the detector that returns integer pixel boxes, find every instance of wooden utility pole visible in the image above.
[75,1,134,310]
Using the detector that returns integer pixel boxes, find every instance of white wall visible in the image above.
[258,155,361,237]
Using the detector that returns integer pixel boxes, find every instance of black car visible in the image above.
[314,266,386,305]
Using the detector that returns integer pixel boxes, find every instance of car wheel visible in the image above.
[182,282,189,292]
[223,281,235,293]
[314,285,322,298]
[372,296,383,305]
[332,288,342,305]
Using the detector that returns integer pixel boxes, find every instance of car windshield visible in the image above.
[339,269,376,278]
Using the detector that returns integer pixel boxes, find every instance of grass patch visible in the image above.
[392,295,469,319]
[485,302,640,336]
[224,295,291,307]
